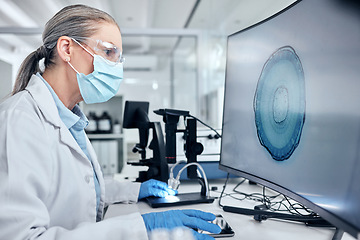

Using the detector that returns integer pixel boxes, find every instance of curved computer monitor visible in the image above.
[219,0,360,238]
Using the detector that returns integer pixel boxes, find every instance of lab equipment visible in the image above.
[123,101,206,182]
[86,111,98,134]
[97,111,113,133]
[154,108,204,179]
[146,162,215,208]
[113,119,121,134]
[168,162,209,196]
[123,101,169,182]
[123,101,216,207]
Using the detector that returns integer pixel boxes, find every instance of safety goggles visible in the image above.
[71,37,125,65]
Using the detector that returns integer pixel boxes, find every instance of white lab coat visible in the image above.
[0,75,148,240]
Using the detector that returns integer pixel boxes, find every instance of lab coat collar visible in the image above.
[26,74,62,128]
[25,75,90,162]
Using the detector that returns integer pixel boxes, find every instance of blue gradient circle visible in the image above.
[254,46,305,161]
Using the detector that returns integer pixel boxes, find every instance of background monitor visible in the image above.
[219,0,360,238]
[123,101,150,160]
[122,101,150,129]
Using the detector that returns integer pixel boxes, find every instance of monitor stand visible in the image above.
[223,205,348,239]
[332,229,344,240]
[146,192,215,208]
[223,205,333,227]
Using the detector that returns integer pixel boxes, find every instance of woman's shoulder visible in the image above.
[0,90,38,117]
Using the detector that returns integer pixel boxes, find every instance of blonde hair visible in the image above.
[12,4,119,95]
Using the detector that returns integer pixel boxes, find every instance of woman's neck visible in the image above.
[42,66,82,110]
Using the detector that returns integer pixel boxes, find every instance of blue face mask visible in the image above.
[67,48,123,104]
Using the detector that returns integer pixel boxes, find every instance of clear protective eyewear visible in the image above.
[71,37,125,65]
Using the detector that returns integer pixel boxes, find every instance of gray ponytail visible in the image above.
[12,4,119,95]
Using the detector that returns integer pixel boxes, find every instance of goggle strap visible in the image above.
[71,38,94,57]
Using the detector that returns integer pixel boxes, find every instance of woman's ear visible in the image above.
[57,36,72,63]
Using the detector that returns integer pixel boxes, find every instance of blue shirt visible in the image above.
[38,73,101,213]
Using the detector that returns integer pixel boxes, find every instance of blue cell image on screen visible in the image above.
[254,46,305,161]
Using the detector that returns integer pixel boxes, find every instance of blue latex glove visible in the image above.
[138,179,178,200]
[141,209,222,240]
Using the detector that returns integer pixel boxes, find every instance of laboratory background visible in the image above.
[2,1,360,240]
[0,0,295,177]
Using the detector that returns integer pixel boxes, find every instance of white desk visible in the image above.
[105,178,356,240]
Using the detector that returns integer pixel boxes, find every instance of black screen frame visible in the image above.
[218,1,360,238]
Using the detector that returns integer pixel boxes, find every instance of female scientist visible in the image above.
[0,4,220,240]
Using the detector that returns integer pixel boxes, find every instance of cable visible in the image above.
[282,195,315,216]
[218,173,230,208]
[233,179,246,190]
[169,161,186,178]
[177,162,209,196]
[222,180,316,217]
[168,162,210,197]
[188,114,222,138]
[168,161,186,191]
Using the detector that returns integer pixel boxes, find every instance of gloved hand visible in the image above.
[138,179,178,200]
[141,209,222,240]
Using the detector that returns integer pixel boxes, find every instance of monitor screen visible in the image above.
[219,0,360,237]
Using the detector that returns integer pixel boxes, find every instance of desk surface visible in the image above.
[105,178,356,240]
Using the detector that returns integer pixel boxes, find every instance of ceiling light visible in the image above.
[152,82,159,90]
